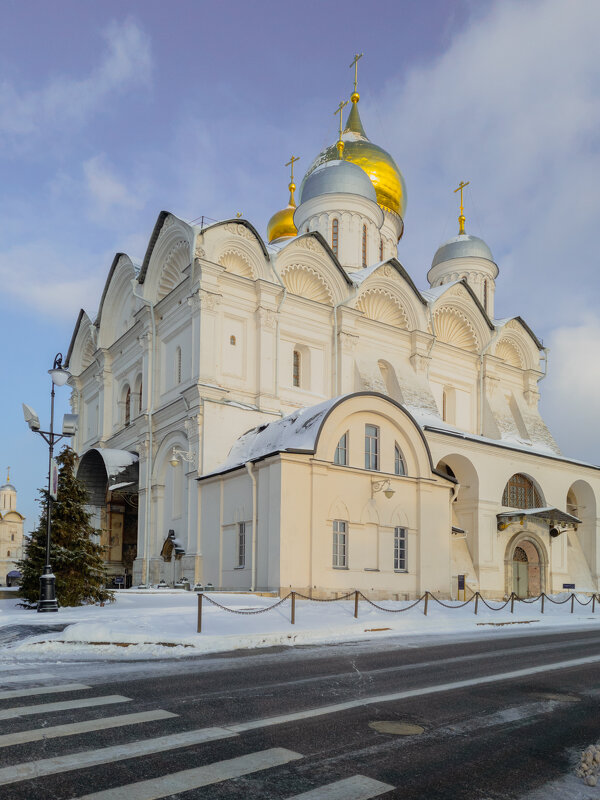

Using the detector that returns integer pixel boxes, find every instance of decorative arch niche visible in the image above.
[357,289,408,328]
[496,338,524,368]
[218,249,255,279]
[157,239,190,301]
[280,264,334,305]
[433,307,479,352]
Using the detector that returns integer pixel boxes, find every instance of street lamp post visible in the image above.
[22,353,78,613]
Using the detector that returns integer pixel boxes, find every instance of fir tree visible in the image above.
[18,446,114,607]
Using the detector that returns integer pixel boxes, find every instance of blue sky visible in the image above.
[1,0,599,527]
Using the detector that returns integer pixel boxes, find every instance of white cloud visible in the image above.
[83,154,143,216]
[541,314,600,463]
[0,242,105,319]
[375,0,600,332]
[0,19,151,143]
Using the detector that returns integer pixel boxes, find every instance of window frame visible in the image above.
[331,218,339,257]
[364,424,380,471]
[334,432,348,466]
[292,349,301,388]
[332,519,348,568]
[394,526,407,572]
[502,474,542,509]
[394,443,406,476]
[236,521,246,568]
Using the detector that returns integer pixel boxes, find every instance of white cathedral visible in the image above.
[66,72,599,599]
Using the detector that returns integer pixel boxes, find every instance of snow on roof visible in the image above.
[203,396,344,478]
[419,281,462,304]
[350,261,387,286]
[93,449,139,480]
[420,416,599,469]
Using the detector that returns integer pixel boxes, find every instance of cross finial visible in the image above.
[334,100,349,158]
[285,155,299,184]
[350,53,363,96]
[454,181,470,235]
[6,467,9,484]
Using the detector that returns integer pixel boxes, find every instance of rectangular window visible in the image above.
[334,432,348,465]
[293,350,300,388]
[364,424,379,470]
[394,527,407,571]
[333,520,347,568]
[237,522,246,568]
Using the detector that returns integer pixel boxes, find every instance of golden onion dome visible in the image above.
[267,180,298,243]
[303,93,406,218]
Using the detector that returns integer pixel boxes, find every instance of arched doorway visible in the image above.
[510,538,544,597]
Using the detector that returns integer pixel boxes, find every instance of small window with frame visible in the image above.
[237,522,246,568]
[394,527,407,571]
[333,520,347,568]
[334,432,348,466]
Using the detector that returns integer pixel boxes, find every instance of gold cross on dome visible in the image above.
[454,181,470,234]
[350,53,363,94]
[285,155,299,184]
[334,100,348,138]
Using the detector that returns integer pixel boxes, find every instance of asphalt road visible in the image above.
[1,627,600,799]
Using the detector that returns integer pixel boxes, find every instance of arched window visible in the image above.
[124,387,131,427]
[365,424,379,471]
[7,550,10,558]
[138,382,143,415]
[483,279,488,313]
[394,444,406,476]
[331,218,339,257]
[175,347,182,385]
[293,350,301,388]
[502,473,542,509]
[230,335,236,346]
[362,224,367,267]
[334,432,348,466]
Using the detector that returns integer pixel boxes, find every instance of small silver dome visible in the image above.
[432,234,493,268]
[0,484,15,491]
[299,160,377,205]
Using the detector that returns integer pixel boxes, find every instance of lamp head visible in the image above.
[49,353,70,386]
[61,414,78,436]
[384,487,395,499]
[22,403,40,431]
[169,448,180,468]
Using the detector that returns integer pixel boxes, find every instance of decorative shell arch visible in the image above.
[495,338,524,368]
[356,288,409,329]
[217,248,255,279]
[432,306,479,352]
[493,319,541,371]
[143,214,195,303]
[280,263,334,305]
[69,312,97,376]
[97,254,139,350]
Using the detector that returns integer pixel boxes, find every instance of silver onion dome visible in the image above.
[299,160,377,205]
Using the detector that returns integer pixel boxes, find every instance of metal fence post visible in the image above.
[474,592,479,615]
[291,591,296,625]
[593,594,597,614]
[197,593,203,633]
[510,592,515,613]
[423,591,429,616]
[354,590,359,619]
[571,593,575,614]
[541,593,545,613]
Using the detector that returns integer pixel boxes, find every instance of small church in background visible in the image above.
[0,471,25,586]
[65,57,599,599]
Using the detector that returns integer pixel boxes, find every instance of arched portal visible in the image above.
[506,536,546,597]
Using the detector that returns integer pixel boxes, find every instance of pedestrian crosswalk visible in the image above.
[0,665,396,799]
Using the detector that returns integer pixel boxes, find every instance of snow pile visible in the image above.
[1,590,598,662]
[575,744,600,787]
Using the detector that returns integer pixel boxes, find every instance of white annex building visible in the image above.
[66,75,599,599]
[0,471,25,586]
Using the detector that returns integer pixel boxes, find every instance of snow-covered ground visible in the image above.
[0,588,598,662]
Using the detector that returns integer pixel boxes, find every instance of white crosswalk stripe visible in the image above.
[0,682,89,701]
[0,725,237,786]
[287,775,394,799]
[0,672,56,685]
[0,694,131,720]
[73,748,303,800]
[0,709,177,748]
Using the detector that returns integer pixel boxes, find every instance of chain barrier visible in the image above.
[358,591,426,613]
[429,593,475,609]
[477,595,513,611]
[196,590,599,632]
[202,592,292,614]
